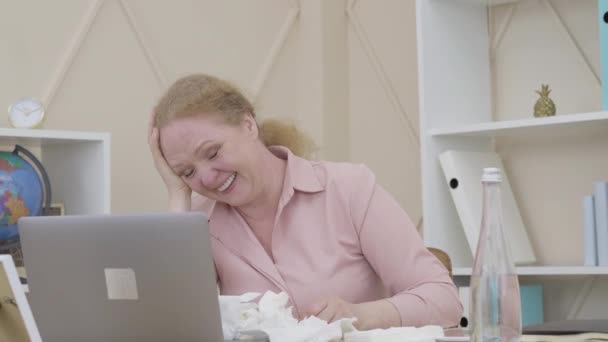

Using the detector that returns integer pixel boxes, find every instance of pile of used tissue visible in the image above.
[218,291,445,342]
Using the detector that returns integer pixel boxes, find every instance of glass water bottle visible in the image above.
[470,168,522,342]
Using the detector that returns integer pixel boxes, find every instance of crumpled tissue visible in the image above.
[219,291,261,339]
[218,291,445,342]
[219,291,355,341]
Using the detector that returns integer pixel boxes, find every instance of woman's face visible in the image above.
[159,113,263,207]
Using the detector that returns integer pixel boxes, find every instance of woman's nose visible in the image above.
[198,167,219,190]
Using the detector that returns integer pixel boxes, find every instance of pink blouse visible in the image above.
[196,147,462,327]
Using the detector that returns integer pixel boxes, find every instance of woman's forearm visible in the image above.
[168,190,191,212]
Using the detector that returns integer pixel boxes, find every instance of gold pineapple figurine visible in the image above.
[533,84,556,117]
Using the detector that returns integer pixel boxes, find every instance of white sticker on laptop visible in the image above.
[105,268,139,300]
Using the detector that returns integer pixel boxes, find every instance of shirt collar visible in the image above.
[268,146,324,194]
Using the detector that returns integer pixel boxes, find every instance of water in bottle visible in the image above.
[470,167,522,342]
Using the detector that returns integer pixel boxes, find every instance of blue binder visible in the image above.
[521,284,544,327]
[601,0,608,109]
[584,195,598,266]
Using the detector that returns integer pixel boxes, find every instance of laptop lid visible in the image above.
[18,212,224,342]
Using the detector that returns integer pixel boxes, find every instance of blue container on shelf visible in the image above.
[521,284,544,327]
[601,0,608,109]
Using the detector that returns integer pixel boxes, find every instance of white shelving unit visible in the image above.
[0,128,111,216]
[416,0,607,270]
[453,266,608,277]
[0,128,110,294]
[417,0,506,268]
[416,0,607,320]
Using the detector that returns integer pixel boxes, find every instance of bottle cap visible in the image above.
[481,167,502,182]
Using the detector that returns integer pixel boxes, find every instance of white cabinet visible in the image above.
[416,0,607,321]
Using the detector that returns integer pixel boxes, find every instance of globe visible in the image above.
[0,145,51,256]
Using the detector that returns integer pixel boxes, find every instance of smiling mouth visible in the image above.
[217,172,237,192]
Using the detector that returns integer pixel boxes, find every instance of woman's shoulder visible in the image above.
[311,159,376,191]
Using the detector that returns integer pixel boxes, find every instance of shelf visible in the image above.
[428,111,608,139]
[0,128,109,146]
[453,0,518,4]
[453,266,608,276]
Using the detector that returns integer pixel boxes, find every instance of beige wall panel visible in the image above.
[493,0,601,120]
[0,1,90,126]
[45,0,162,213]
[352,0,420,133]
[253,26,299,124]
[126,0,293,87]
[348,0,422,226]
[498,133,608,265]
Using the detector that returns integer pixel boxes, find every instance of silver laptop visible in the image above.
[18,212,225,342]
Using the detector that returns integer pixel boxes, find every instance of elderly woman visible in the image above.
[148,74,462,330]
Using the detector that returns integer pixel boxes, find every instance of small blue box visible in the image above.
[521,284,544,327]
[600,0,608,109]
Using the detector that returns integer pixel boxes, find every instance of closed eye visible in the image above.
[208,146,221,160]
[183,169,195,178]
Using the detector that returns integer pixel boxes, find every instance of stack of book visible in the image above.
[583,182,608,266]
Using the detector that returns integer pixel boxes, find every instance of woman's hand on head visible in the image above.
[148,112,192,210]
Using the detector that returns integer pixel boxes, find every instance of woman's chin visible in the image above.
[223,197,247,207]
[221,192,255,208]
[204,185,252,207]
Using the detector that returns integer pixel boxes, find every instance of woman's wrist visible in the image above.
[168,189,192,212]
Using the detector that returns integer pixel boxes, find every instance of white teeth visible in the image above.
[218,173,236,192]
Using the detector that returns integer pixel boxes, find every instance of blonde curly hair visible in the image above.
[154,74,317,159]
